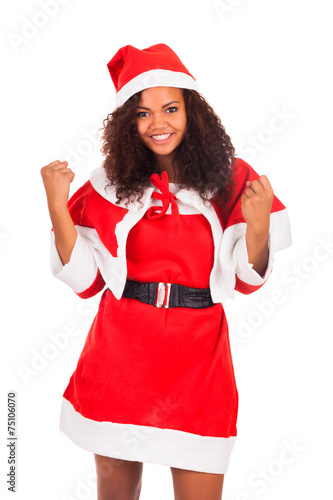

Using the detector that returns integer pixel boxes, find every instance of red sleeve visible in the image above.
[213,157,291,295]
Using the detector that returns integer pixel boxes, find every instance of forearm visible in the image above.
[48,203,77,265]
[245,227,269,277]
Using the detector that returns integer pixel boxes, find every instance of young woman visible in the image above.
[41,43,291,500]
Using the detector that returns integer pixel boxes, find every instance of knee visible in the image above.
[94,456,143,500]
[97,481,142,500]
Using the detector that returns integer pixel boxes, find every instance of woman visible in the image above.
[41,43,291,500]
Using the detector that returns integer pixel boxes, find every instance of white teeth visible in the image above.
[151,133,172,141]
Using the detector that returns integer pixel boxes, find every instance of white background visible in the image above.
[1,0,332,498]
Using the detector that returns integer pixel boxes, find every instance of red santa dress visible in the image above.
[50,158,291,474]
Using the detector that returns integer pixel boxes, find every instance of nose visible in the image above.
[150,112,167,129]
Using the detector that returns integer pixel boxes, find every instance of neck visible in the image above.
[153,153,177,182]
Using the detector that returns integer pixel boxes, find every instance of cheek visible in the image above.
[176,120,187,140]
[175,112,187,131]
[136,121,146,139]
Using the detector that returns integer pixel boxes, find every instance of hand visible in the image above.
[40,160,77,265]
[40,160,75,208]
[241,175,274,276]
[241,175,274,237]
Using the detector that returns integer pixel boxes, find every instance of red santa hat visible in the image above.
[107,43,198,108]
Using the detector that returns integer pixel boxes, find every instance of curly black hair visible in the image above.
[99,88,236,208]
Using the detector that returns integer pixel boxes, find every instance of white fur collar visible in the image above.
[89,167,215,212]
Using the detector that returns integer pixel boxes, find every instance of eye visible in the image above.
[136,111,149,118]
[166,107,178,113]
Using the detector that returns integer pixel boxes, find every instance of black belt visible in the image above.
[121,279,216,309]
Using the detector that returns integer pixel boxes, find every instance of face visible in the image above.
[135,86,187,158]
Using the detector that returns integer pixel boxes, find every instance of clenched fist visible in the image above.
[241,175,274,237]
[40,160,77,265]
[241,175,274,276]
[41,160,75,208]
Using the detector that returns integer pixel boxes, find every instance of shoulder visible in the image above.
[231,157,286,212]
[211,158,260,228]
[68,167,126,210]
[67,168,128,226]
[214,156,258,201]
[231,157,260,186]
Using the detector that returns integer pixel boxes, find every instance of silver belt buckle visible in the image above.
[155,282,171,308]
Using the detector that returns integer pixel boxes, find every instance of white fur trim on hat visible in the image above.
[115,69,199,107]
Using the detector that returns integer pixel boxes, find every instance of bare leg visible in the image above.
[170,466,224,500]
[94,454,143,500]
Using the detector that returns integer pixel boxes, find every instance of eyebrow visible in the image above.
[136,100,180,110]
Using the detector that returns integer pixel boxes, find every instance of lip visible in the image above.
[149,132,174,144]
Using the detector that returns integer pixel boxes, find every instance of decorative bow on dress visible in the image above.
[145,170,182,232]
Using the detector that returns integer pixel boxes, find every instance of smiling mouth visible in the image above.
[150,133,173,141]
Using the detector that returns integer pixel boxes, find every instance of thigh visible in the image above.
[94,454,143,500]
[170,466,224,500]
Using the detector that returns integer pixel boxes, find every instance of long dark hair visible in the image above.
[99,88,236,207]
